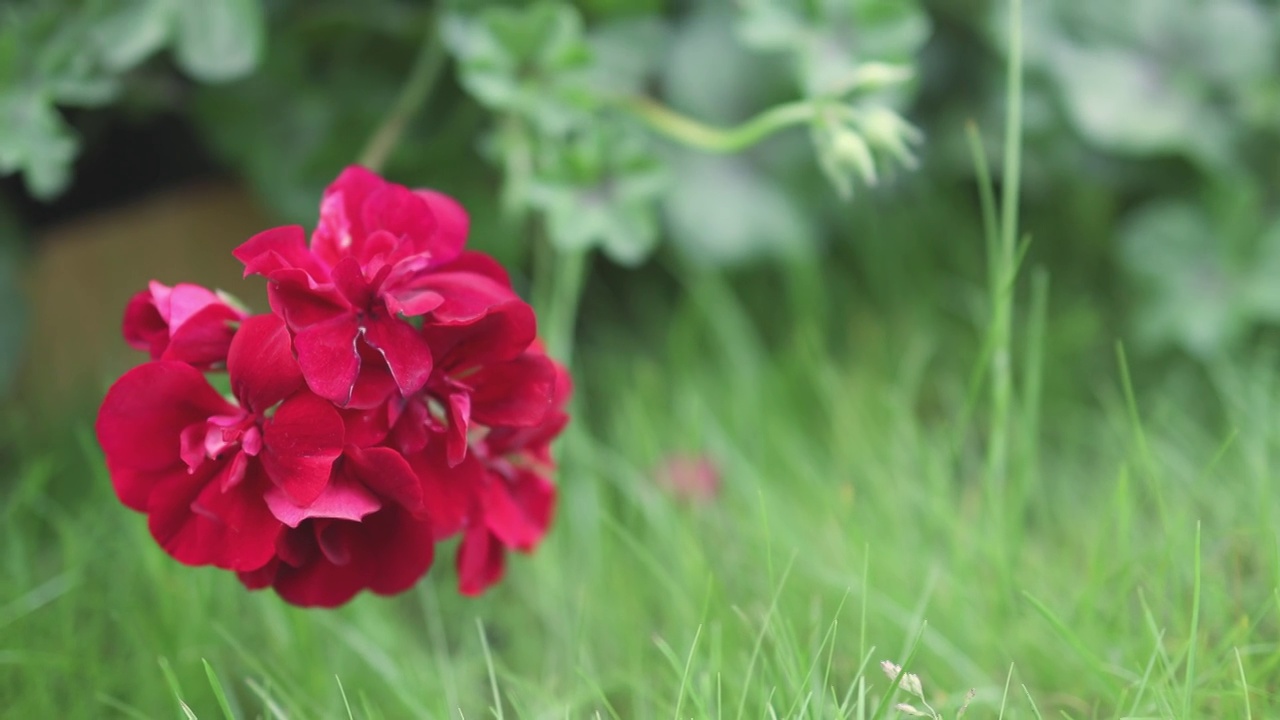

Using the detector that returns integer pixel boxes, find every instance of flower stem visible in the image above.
[621,96,821,153]
[543,247,589,369]
[358,14,447,173]
[984,0,1024,605]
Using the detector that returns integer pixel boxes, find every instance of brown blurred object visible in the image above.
[18,182,273,413]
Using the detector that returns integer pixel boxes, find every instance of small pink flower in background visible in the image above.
[122,280,247,368]
[654,453,721,503]
[96,166,571,608]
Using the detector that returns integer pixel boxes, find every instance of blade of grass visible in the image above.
[1116,342,1171,529]
[202,658,236,720]
[1181,521,1203,717]
[1021,591,1116,693]
[337,675,355,720]
[1021,684,1045,720]
[734,555,795,720]
[477,618,505,720]
[244,676,291,720]
[997,664,1013,720]
[158,656,197,720]
[1235,647,1253,720]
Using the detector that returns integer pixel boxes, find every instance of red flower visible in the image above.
[122,281,247,368]
[455,354,571,595]
[233,166,520,408]
[389,300,554,466]
[96,315,345,571]
[238,506,436,608]
[98,167,572,607]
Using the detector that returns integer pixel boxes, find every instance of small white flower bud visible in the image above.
[848,62,914,92]
[830,128,878,186]
[857,107,923,169]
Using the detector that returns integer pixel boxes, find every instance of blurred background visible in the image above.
[4,1,1280,716]
[2,0,1278,422]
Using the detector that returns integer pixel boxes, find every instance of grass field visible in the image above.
[5,243,1280,717]
[4,5,1280,718]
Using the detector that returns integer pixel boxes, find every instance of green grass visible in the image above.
[4,258,1280,717]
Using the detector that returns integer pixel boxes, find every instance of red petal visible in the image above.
[344,445,423,513]
[423,300,537,370]
[293,314,362,405]
[382,287,445,317]
[345,338,401,409]
[164,283,236,327]
[96,362,237,509]
[237,557,279,589]
[261,392,345,506]
[266,272,349,330]
[420,272,521,325]
[446,393,471,467]
[264,470,381,527]
[361,183,438,259]
[456,524,505,596]
[330,256,376,309]
[406,443,479,537]
[271,522,371,607]
[367,509,436,596]
[469,354,556,428]
[122,288,167,357]
[161,303,241,368]
[435,251,513,289]
[269,506,435,607]
[312,167,384,266]
[485,357,572,459]
[227,314,305,412]
[340,404,396,448]
[235,225,330,279]
[362,314,433,397]
[482,469,555,551]
[388,400,433,456]
[147,461,282,571]
[414,189,469,263]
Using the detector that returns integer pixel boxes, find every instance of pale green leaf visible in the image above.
[172,0,265,83]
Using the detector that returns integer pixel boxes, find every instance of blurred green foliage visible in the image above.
[1,0,1279,369]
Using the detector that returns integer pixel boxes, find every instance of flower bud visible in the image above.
[830,127,879,186]
[858,107,923,169]
[846,62,914,93]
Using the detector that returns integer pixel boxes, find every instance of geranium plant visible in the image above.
[95,167,571,607]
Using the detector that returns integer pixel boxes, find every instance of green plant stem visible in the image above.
[983,0,1023,600]
[622,96,821,153]
[544,246,589,368]
[357,15,447,172]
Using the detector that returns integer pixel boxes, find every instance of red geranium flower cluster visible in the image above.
[95,167,570,607]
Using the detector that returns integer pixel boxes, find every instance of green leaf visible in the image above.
[1119,200,1242,356]
[94,0,174,73]
[662,153,816,266]
[585,17,667,99]
[527,122,667,265]
[0,91,79,199]
[443,1,596,134]
[1048,44,1222,161]
[662,8,780,124]
[172,0,265,83]
[1244,217,1280,321]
